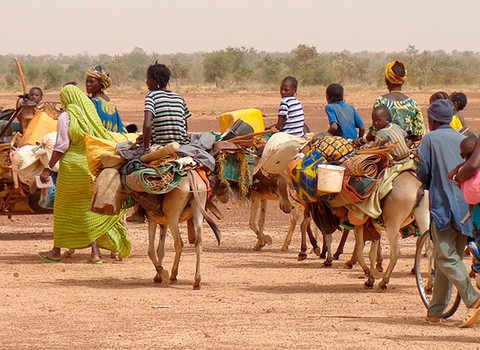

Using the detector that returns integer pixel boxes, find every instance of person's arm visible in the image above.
[275,115,286,131]
[143,110,153,149]
[327,122,338,135]
[456,139,480,183]
[416,138,431,188]
[325,104,338,135]
[39,112,70,183]
[358,125,366,138]
[409,102,425,143]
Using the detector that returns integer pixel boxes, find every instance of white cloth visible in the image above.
[258,132,306,175]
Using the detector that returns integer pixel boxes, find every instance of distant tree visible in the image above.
[42,64,64,89]
[169,57,190,87]
[65,60,90,85]
[203,50,230,87]
[257,55,283,84]
[24,65,42,85]
[107,56,128,87]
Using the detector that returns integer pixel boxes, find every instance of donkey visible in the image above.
[146,170,220,290]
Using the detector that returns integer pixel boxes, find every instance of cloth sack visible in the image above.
[91,168,123,215]
[84,133,117,176]
[259,132,306,175]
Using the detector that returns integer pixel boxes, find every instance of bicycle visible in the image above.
[414,229,480,318]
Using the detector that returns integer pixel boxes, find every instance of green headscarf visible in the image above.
[60,84,113,141]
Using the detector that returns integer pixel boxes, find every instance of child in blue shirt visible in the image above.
[325,83,365,140]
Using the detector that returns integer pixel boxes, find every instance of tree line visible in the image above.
[1,45,479,91]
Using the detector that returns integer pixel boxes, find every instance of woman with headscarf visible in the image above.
[86,65,126,133]
[373,60,426,143]
[37,85,130,264]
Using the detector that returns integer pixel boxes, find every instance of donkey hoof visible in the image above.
[313,247,321,257]
[376,264,384,273]
[193,282,201,290]
[364,280,374,289]
[154,269,169,285]
[323,259,333,267]
[333,253,341,260]
[344,261,354,269]
[378,281,388,290]
[263,235,273,245]
[253,243,265,251]
[297,252,307,261]
[281,245,289,252]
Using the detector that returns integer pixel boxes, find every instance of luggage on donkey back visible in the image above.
[291,135,354,202]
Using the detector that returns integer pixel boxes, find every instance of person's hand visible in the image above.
[39,168,52,184]
[352,138,362,147]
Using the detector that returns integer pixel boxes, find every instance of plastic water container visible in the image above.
[219,109,265,134]
[317,164,346,193]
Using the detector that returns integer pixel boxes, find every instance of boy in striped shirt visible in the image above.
[274,76,305,137]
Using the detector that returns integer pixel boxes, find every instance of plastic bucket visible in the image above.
[317,164,345,193]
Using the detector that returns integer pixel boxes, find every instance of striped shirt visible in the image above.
[372,123,410,161]
[278,96,305,137]
[145,90,191,146]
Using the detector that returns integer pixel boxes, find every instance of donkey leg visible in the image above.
[189,197,204,290]
[282,206,298,251]
[251,196,268,251]
[334,228,350,260]
[298,208,310,261]
[378,228,400,290]
[323,233,333,266]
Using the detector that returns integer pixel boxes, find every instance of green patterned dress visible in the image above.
[373,96,426,137]
[53,85,131,257]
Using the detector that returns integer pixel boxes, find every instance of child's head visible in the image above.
[371,105,391,130]
[325,83,344,103]
[28,87,43,104]
[429,91,449,105]
[460,135,477,160]
[146,61,171,91]
[450,92,467,112]
[280,76,298,98]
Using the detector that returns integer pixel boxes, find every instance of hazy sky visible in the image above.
[2,0,480,56]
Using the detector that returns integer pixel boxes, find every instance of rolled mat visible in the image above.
[123,162,184,194]
[342,153,390,178]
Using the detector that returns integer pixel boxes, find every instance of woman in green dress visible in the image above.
[37,85,130,264]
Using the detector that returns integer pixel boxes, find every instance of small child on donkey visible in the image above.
[325,83,365,140]
[354,105,411,163]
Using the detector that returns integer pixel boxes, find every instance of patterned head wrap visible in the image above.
[385,60,408,85]
[86,65,112,89]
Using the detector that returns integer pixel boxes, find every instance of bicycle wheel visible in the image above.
[414,230,461,319]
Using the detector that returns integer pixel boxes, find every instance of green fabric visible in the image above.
[345,159,416,220]
[53,85,131,257]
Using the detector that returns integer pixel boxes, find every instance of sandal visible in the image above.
[425,317,444,325]
[459,308,480,328]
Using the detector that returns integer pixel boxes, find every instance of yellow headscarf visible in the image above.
[385,60,408,85]
[85,65,112,89]
[60,84,113,141]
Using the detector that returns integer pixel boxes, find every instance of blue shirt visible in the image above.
[416,125,472,235]
[325,101,364,140]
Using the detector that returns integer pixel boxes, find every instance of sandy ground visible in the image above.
[1,89,480,349]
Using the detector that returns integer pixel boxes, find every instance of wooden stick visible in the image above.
[14,58,27,95]
[226,129,273,142]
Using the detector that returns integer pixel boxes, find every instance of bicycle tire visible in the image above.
[414,230,461,319]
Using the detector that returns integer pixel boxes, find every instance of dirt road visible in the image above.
[1,89,480,349]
